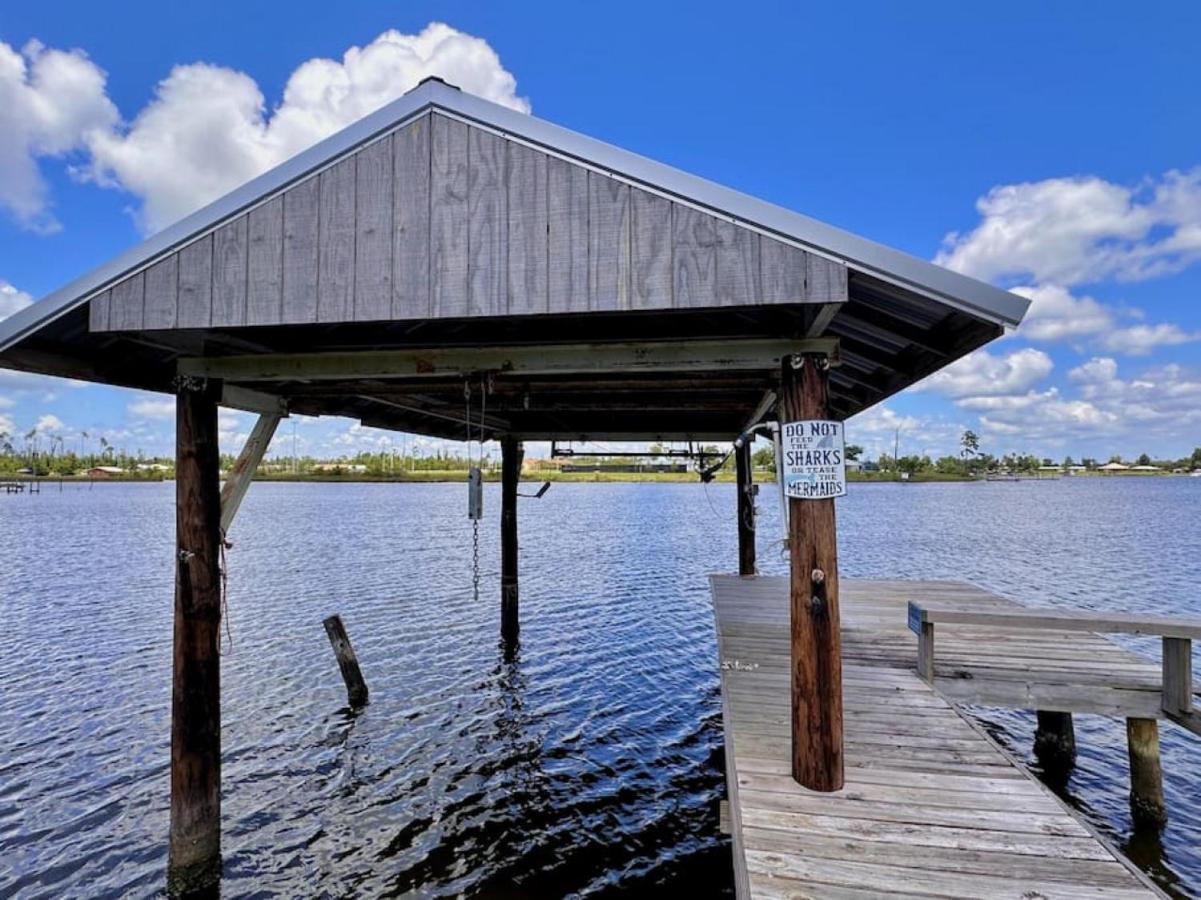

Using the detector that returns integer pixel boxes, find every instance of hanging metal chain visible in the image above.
[465,378,481,602]
[472,517,480,602]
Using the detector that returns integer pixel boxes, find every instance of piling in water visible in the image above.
[1126,717,1166,828]
[323,615,369,707]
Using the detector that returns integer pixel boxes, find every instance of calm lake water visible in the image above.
[1,477,1199,898]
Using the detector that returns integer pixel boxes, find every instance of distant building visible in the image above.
[312,462,368,474]
[1098,461,1130,473]
[87,466,126,478]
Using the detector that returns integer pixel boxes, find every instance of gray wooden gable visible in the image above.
[89,113,847,333]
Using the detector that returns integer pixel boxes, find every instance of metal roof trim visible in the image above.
[0,79,1027,354]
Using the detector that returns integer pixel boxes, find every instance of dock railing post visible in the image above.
[779,352,844,792]
[501,437,524,644]
[168,376,224,894]
[735,442,756,577]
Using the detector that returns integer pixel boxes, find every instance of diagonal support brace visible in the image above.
[219,413,282,535]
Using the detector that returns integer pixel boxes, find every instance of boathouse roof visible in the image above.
[0,77,1028,440]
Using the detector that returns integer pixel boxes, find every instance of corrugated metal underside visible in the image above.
[0,271,999,441]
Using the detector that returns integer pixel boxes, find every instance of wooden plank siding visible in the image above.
[246,196,284,325]
[89,112,847,332]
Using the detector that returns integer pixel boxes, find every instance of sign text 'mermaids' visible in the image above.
[781,419,847,500]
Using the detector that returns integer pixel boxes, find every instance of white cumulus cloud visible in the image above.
[0,279,35,319]
[936,169,1201,286]
[915,348,1054,398]
[128,398,176,420]
[1009,284,1114,343]
[0,39,117,232]
[83,23,529,233]
[34,413,65,433]
[1098,323,1201,356]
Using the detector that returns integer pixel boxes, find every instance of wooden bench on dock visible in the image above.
[907,601,1201,734]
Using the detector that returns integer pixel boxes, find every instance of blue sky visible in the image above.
[2,1,1200,462]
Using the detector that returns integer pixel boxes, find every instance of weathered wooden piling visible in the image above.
[168,377,224,894]
[1034,710,1077,772]
[1126,717,1167,828]
[779,353,844,792]
[323,614,369,707]
[501,438,524,643]
[735,442,756,577]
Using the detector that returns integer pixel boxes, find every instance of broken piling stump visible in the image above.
[323,614,369,707]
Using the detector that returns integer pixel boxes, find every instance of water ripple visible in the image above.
[1,478,1199,897]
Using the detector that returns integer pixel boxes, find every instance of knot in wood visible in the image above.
[171,374,207,394]
[811,568,826,584]
[178,548,196,563]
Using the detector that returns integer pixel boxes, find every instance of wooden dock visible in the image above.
[712,575,1164,899]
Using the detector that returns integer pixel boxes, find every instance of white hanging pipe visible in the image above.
[771,421,789,540]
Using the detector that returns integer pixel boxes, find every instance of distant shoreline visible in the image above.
[4,470,1192,486]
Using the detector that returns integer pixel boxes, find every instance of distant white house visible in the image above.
[313,462,368,474]
[1098,461,1130,473]
[1130,465,1160,472]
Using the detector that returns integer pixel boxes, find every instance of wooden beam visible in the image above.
[219,413,281,535]
[168,377,224,893]
[805,301,842,337]
[178,338,839,383]
[501,437,523,643]
[220,384,288,417]
[507,431,740,442]
[736,442,756,577]
[360,394,511,432]
[741,389,778,433]
[779,352,844,792]
[915,605,1201,640]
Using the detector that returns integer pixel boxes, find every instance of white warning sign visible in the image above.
[781,420,847,500]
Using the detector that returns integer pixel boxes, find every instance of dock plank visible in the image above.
[711,575,1158,899]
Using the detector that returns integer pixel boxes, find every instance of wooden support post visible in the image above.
[916,621,934,683]
[323,614,369,707]
[1126,717,1167,828]
[168,377,224,894]
[779,353,844,792]
[735,442,756,577]
[501,437,524,643]
[1034,711,1077,770]
[1162,637,1193,715]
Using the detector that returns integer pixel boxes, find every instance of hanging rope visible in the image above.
[217,531,234,653]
